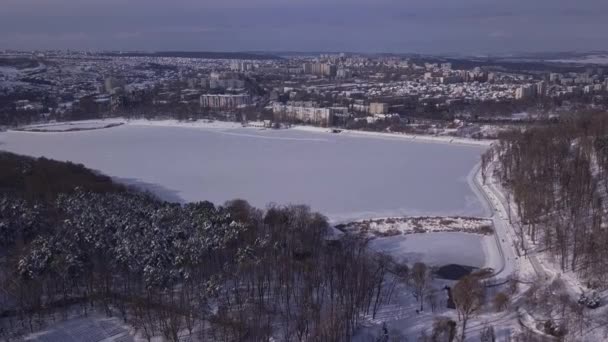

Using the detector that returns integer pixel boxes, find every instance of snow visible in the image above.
[25,315,132,342]
[339,216,493,236]
[549,55,608,65]
[3,119,544,341]
[127,118,243,130]
[0,120,487,221]
[292,124,493,147]
[18,119,126,132]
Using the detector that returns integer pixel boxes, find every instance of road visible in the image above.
[470,162,518,283]
[483,162,549,279]
[471,160,551,283]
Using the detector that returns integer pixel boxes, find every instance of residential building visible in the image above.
[200,94,251,109]
[337,68,352,79]
[273,103,334,126]
[230,61,254,72]
[536,81,547,97]
[302,62,337,77]
[515,85,536,99]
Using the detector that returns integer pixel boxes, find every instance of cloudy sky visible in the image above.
[2,0,607,54]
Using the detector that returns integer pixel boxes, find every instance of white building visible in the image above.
[273,103,333,126]
[200,94,251,109]
[369,102,389,115]
[230,61,254,72]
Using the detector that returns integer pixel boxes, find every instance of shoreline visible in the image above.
[11,118,495,147]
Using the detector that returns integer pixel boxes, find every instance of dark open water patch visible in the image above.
[435,264,477,280]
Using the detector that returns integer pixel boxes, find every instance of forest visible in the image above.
[0,151,393,341]
[487,112,608,287]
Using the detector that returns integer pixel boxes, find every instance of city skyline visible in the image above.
[2,0,608,54]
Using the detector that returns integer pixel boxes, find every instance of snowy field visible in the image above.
[0,120,486,221]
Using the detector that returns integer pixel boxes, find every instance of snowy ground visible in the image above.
[350,161,530,341]
[338,216,493,236]
[25,315,132,342]
[1,119,486,221]
[292,125,492,147]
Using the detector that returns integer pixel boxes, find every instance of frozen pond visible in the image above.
[369,232,498,269]
[0,123,487,221]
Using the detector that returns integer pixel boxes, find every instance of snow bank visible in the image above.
[291,125,494,147]
[17,119,126,132]
[126,118,243,130]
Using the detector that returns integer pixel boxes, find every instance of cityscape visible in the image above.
[2,50,608,137]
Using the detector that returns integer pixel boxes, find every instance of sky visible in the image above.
[1,0,608,55]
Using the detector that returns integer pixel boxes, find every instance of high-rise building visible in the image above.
[321,64,337,77]
[302,63,313,74]
[515,85,536,99]
[336,68,352,79]
[303,62,336,77]
[536,81,547,97]
[230,61,254,72]
[549,73,561,82]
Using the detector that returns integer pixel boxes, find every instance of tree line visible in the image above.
[488,112,608,287]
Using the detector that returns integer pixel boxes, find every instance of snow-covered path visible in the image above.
[481,162,549,280]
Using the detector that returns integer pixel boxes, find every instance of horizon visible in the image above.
[4,49,608,59]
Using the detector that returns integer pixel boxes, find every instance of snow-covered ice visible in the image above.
[0,120,487,221]
[369,232,497,269]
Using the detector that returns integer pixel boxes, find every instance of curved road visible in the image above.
[470,161,522,283]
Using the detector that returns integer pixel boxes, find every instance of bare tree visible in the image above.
[479,323,496,342]
[452,275,484,341]
[410,262,431,311]
[431,317,457,342]
[493,292,509,312]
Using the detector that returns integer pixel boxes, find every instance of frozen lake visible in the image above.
[0,123,487,221]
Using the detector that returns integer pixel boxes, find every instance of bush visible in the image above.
[478,225,494,235]
[493,292,510,312]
